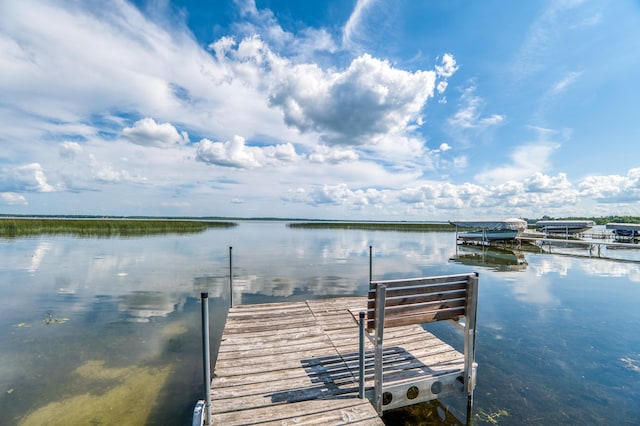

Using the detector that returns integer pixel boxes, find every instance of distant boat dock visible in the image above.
[518,221,640,262]
[449,218,640,262]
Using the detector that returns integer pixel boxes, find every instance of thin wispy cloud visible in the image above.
[446,83,505,144]
[475,143,559,186]
[510,0,586,80]
[549,71,583,95]
[342,0,376,49]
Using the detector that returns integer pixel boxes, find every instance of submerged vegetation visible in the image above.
[0,218,236,238]
[18,360,171,426]
[287,222,457,232]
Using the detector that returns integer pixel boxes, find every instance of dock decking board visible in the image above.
[210,297,464,425]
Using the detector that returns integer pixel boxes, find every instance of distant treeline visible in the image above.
[287,222,456,232]
[289,216,640,232]
[0,218,236,238]
[530,216,640,225]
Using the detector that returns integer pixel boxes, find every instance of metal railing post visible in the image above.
[229,246,233,307]
[358,311,365,399]
[200,292,212,425]
[464,273,479,426]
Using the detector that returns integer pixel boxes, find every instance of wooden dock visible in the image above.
[209,297,465,425]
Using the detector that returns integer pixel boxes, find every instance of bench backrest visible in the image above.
[366,273,478,331]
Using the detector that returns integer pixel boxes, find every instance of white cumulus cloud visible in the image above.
[122,118,189,148]
[59,141,83,159]
[438,143,452,152]
[436,53,458,78]
[1,192,28,205]
[196,135,301,169]
[525,172,572,193]
[269,53,438,145]
[579,168,640,203]
[309,146,359,164]
[305,183,386,207]
[0,163,57,193]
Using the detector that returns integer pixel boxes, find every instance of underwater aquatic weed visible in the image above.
[44,312,69,325]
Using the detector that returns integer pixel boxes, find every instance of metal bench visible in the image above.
[357,272,479,422]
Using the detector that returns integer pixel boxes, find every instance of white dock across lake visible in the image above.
[208,296,466,425]
[517,236,640,262]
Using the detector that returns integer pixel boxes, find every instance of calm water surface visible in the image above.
[1,221,639,425]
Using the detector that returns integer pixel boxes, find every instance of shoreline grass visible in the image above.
[0,218,236,238]
[287,222,456,232]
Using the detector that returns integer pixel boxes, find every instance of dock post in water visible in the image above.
[228,246,233,307]
[200,292,212,425]
[369,245,373,282]
[464,272,479,426]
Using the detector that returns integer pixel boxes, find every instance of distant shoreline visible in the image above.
[1,214,639,234]
[287,222,456,232]
[2,214,639,225]
[0,218,236,237]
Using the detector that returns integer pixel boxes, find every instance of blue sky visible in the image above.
[1,0,640,220]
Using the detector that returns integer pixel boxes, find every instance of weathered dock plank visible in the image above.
[209,398,381,425]
[209,296,464,425]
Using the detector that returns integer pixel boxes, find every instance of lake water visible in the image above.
[1,221,640,425]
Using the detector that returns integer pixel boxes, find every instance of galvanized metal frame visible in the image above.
[379,371,465,411]
[200,292,212,425]
[358,311,365,399]
[358,273,479,420]
[373,284,386,414]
